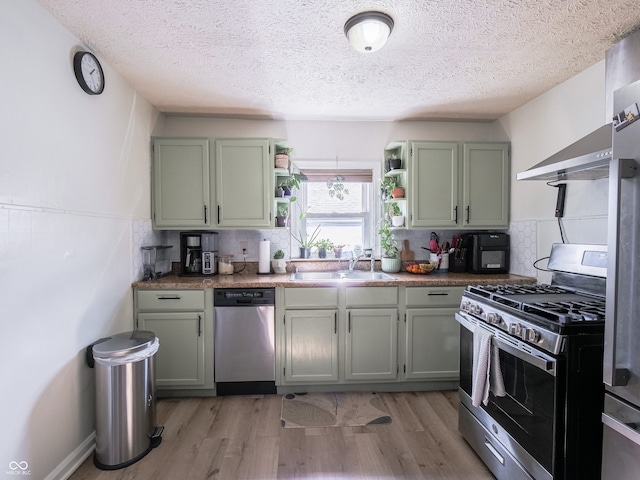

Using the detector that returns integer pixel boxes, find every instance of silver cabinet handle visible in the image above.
[484,437,505,465]
[602,412,640,446]
[157,295,181,300]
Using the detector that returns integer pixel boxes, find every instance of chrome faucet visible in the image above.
[348,251,364,271]
[370,254,375,272]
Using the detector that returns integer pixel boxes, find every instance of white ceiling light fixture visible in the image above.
[344,11,394,53]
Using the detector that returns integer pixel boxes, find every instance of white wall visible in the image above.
[499,61,609,281]
[0,1,159,478]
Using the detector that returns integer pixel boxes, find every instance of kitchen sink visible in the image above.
[289,271,396,282]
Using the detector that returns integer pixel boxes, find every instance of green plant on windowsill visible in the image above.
[291,224,321,249]
[314,238,334,250]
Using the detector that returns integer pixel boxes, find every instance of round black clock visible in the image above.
[73,51,105,95]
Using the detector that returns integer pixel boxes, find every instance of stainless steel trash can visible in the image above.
[87,330,163,470]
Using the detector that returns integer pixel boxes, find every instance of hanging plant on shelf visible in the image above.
[327,175,349,200]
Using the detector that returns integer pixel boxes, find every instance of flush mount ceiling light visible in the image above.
[344,11,394,53]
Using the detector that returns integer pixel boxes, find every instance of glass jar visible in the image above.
[218,254,234,275]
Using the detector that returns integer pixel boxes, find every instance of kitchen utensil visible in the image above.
[400,240,415,262]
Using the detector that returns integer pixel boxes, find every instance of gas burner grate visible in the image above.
[523,300,606,324]
[468,284,571,298]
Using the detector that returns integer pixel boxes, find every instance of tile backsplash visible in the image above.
[133,221,539,281]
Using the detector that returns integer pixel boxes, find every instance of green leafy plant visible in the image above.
[314,238,334,250]
[273,249,285,259]
[291,224,321,249]
[378,214,399,258]
[277,204,289,217]
[276,147,292,155]
[389,202,402,217]
[278,172,307,203]
[327,175,349,200]
[380,176,397,199]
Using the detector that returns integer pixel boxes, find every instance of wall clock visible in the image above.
[73,51,105,95]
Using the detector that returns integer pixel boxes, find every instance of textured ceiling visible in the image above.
[38,0,640,121]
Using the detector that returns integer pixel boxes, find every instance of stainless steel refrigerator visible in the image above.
[602,78,640,478]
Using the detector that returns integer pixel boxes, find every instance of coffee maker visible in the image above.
[180,232,218,276]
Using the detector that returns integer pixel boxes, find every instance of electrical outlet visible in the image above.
[240,241,248,253]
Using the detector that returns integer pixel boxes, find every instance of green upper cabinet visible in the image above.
[410,142,459,228]
[214,138,272,228]
[462,143,510,228]
[152,138,211,229]
[404,141,509,229]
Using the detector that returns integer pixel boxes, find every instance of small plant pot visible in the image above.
[275,215,288,227]
[275,154,289,169]
[381,257,401,273]
[275,187,284,198]
[391,215,405,227]
[318,248,327,259]
[271,259,287,274]
[387,158,402,170]
[333,248,343,259]
[299,247,311,259]
[392,187,405,199]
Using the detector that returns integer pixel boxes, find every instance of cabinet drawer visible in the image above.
[136,289,206,311]
[285,288,338,307]
[405,286,464,307]
[346,287,398,307]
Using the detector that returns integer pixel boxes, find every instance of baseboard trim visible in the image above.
[45,432,95,480]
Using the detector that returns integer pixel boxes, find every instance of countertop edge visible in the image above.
[133,272,537,289]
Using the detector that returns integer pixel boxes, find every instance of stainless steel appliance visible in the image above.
[462,232,510,274]
[456,243,607,480]
[180,232,218,276]
[214,288,276,395]
[601,78,640,479]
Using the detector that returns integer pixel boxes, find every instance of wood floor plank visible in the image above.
[68,391,495,480]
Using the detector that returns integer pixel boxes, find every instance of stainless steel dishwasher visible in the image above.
[214,288,276,395]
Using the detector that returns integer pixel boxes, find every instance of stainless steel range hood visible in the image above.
[516,124,613,181]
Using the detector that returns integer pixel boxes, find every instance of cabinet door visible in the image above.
[138,312,205,388]
[152,138,210,228]
[462,143,510,228]
[215,139,271,228]
[410,142,459,228]
[284,309,339,383]
[405,308,460,380]
[345,308,398,381]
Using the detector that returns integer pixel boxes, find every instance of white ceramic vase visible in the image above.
[381,257,401,273]
[271,259,287,274]
[391,215,404,227]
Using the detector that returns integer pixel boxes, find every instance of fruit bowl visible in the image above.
[404,260,436,274]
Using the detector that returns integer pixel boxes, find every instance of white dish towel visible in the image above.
[472,326,506,407]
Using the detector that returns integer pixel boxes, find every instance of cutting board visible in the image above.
[400,240,415,262]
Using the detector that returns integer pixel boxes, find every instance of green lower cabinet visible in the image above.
[138,312,206,388]
[345,308,398,381]
[284,309,339,383]
[404,308,460,380]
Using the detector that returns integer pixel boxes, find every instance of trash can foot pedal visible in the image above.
[150,426,163,448]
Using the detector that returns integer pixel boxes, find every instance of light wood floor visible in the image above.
[70,390,495,479]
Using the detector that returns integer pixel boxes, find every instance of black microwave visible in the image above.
[463,232,510,274]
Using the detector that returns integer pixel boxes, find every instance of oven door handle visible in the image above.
[493,336,556,376]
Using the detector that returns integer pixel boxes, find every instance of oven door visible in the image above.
[457,312,560,477]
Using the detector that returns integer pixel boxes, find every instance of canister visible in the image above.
[218,254,234,275]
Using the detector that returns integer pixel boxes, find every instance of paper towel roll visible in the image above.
[258,239,271,273]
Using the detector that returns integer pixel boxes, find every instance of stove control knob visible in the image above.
[525,328,541,343]
[461,301,470,311]
[509,323,522,336]
[486,312,501,325]
[470,304,483,315]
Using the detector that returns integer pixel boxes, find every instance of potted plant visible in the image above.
[291,224,321,259]
[272,249,287,274]
[386,154,402,171]
[314,238,334,258]
[380,176,396,200]
[275,204,289,227]
[333,244,345,259]
[378,214,401,273]
[389,202,404,227]
[277,172,307,203]
[275,147,292,169]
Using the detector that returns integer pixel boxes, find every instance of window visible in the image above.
[293,175,374,257]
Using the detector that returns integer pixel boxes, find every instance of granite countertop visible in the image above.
[133,271,536,289]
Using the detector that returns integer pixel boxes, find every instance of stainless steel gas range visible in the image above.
[456,243,607,480]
